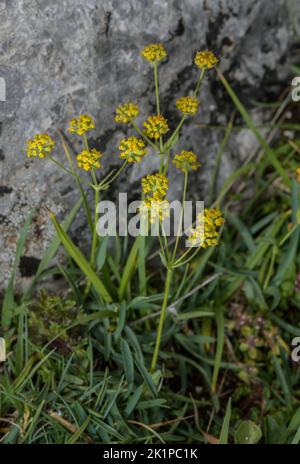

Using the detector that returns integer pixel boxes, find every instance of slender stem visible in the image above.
[161,222,170,262]
[90,168,99,267]
[59,136,93,233]
[101,160,128,189]
[83,133,89,151]
[279,223,299,246]
[173,243,202,268]
[193,68,206,97]
[164,115,186,151]
[48,156,74,177]
[162,149,171,176]
[263,246,277,290]
[150,267,172,372]
[154,62,160,115]
[172,170,188,262]
[163,69,206,153]
[131,121,160,152]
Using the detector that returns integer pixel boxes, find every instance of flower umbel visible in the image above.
[173,150,201,172]
[194,50,218,70]
[140,198,170,224]
[176,96,198,115]
[187,207,225,248]
[142,173,169,200]
[119,136,147,163]
[26,134,55,158]
[115,103,139,124]
[143,115,169,140]
[141,43,167,63]
[76,148,102,171]
[68,114,95,136]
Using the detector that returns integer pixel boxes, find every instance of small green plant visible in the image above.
[1,43,300,445]
[20,44,225,376]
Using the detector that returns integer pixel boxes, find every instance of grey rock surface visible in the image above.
[0,0,299,291]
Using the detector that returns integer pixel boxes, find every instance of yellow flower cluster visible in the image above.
[194,50,218,70]
[140,197,170,224]
[119,136,147,163]
[142,173,169,200]
[143,115,169,139]
[68,114,95,135]
[141,43,167,63]
[26,133,55,158]
[173,150,201,172]
[140,173,170,224]
[187,208,225,248]
[176,96,198,115]
[76,148,102,171]
[115,103,139,124]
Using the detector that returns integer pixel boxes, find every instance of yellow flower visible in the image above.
[68,114,95,135]
[26,133,55,158]
[119,136,147,163]
[176,96,198,115]
[173,150,201,172]
[194,50,218,70]
[141,173,169,200]
[187,208,225,248]
[141,43,167,63]
[77,148,102,171]
[143,115,169,139]
[140,198,170,224]
[115,103,139,124]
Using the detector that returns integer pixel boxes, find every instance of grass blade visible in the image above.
[50,211,112,303]
[219,397,231,444]
[217,68,290,187]
[2,210,34,329]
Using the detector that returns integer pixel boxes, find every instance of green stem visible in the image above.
[263,246,277,290]
[48,156,74,177]
[279,223,299,247]
[162,150,171,176]
[193,68,206,97]
[172,170,188,262]
[163,69,206,153]
[150,267,172,372]
[154,62,160,115]
[132,121,160,152]
[164,115,186,151]
[90,168,99,267]
[173,243,202,268]
[83,133,89,151]
[59,137,94,233]
[100,160,128,189]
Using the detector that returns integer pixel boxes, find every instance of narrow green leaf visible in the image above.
[66,416,91,444]
[219,398,231,444]
[121,338,135,390]
[118,237,140,300]
[177,310,215,321]
[2,210,34,329]
[217,69,290,187]
[212,306,225,393]
[50,211,112,303]
[134,358,158,398]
